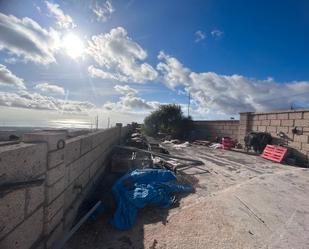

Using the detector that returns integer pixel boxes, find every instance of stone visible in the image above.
[64,137,81,166]
[80,135,92,155]
[26,184,44,216]
[0,208,43,249]
[0,189,25,239]
[0,143,47,182]
[23,131,67,152]
[47,177,65,204]
[46,163,65,186]
[48,149,64,169]
[289,112,302,120]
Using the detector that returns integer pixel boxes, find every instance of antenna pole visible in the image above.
[187,91,190,117]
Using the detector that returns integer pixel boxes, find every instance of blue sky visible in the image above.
[0,0,308,127]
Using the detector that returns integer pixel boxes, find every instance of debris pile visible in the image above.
[111,168,193,230]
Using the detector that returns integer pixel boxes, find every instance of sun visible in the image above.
[62,33,84,59]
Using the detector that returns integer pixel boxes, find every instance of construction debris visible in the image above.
[111,168,193,230]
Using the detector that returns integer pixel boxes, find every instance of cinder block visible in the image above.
[303,112,309,119]
[261,120,270,126]
[294,119,309,127]
[258,126,266,132]
[267,114,277,120]
[0,143,47,182]
[47,163,65,186]
[289,112,302,120]
[26,184,44,216]
[64,165,70,186]
[270,119,281,126]
[0,208,43,249]
[0,189,25,238]
[46,222,63,249]
[45,208,63,234]
[69,158,84,183]
[63,206,78,232]
[277,127,289,133]
[64,137,81,165]
[294,135,309,143]
[288,142,302,150]
[23,131,67,152]
[48,149,64,169]
[46,193,64,221]
[75,168,90,190]
[47,177,65,204]
[281,119,294,127]
[301,143,309,151]
[267,126,277,133]
[63,184,77,211]
[258,115,267,120]
[80,135,92,155]
[278,113,288,119]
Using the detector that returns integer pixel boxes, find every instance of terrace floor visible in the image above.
[65,144,309,249]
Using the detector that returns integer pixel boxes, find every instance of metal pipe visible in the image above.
[52,201,102,249]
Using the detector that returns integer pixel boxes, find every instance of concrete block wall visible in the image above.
[239,109,309,162]
[0,142,47,249]
[193,120,240,141]
[0,125,131,249]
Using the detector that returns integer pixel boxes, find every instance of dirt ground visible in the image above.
[64,144,309,249]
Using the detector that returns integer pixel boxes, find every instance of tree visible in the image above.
[142,104,193,139]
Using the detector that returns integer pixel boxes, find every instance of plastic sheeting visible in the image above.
[111,168,193,230]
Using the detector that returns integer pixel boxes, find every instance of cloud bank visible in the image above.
[34,82,65,95]
[103,84,160,111]
[87,27,158,83]
[0,64,26,89]
[157,51,309,115]
[0,13,60,65]
[45,1,76,29]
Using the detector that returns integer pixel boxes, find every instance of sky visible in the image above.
[0,0,309,128]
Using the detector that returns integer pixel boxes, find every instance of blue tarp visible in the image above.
[111,168,193,230]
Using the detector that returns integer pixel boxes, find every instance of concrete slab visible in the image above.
[64,144,309,249]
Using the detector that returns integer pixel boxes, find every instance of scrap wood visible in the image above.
[234,195,269,229]
[192,140,211,146]
[115,145,203,166]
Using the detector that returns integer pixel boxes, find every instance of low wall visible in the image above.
[239,109,309,163]
[0,125,131,249]
[193,120,239,141]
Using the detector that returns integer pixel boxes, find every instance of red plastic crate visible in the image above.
[261,145,288,163]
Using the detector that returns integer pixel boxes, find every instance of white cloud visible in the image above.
[157,51,191,88]
[211,29,224,39]
[0,90,95,113]
[45,1,76,29]
[87,27,158,83]
[157,52,309,115]
[114,84,137,96]
[103,84,160,111]
[88,65,130,82]
[91,0,114,22]
[0,13,60,65]
[0,64,26,89]
[195,30,206,42]
[34,82,65,95]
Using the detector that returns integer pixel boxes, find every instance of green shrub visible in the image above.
[142,104,193,139]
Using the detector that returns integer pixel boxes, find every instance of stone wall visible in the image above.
[193,120,240,141]
[239,109,309,163]
[0,125,131,249]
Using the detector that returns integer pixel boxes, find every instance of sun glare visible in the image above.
[62,33,84,59]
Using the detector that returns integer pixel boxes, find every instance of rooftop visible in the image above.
[64,143,309,249]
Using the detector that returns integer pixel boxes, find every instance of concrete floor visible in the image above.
[65,144,309,249]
